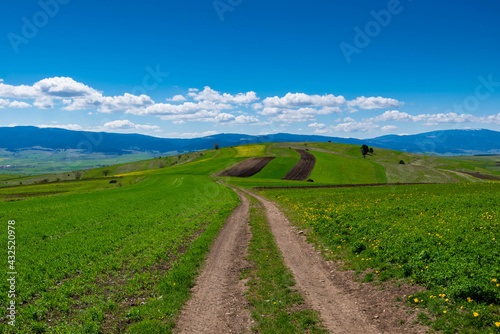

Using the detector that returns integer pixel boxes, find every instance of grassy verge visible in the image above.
[241,196,327,334]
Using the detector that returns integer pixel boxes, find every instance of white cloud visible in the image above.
[0,99,10,108]
[332,121,379,132]
[233,115,261,124]
[159,110,220,122]
[369,110,486,125]
[33,97,55,109]
[38,124,83,131]
[177,130,219,138]
[258,93,347,123]
[308,122,326,130]
[189,86,259,104]
[347,96,402,110]
[167,94,186,102]
[263,92,346,109]
[34,77,98,98]
[102,119,160,131]
[137,101,235,125]
[214,113,261,124]
[0,82,39,99]
[65,93,154,114]
[9,101,31,108]
[215,113,236,123]
[0,77,154,114]
[271,113,316,123]
[261,106,340,123]
[381,125,398,131]
[370,110,419,122]
[480,112,500,124]
[252,102,263,110]
[422,112,475,125]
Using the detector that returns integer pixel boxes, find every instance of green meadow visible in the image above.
[0,142,498,333]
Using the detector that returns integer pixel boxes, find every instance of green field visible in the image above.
[0,142,499,333]
[263,183,500,333]
[0,148,156,176]
[0,155,240,333]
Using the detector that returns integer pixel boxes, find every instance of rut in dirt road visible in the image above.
[175,190,252,334]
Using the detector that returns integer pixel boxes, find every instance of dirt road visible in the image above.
[175,189,253,333]
[177,184,427,333]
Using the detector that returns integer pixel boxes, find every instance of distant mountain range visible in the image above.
[1,126,499,155]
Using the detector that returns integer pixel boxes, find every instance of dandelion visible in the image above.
[493,279,497,283]
[414,298,419,303]
[473,312,479,317]
[443,310,447,314]
[495,322,500,327]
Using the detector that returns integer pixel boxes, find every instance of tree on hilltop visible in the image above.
[361,144,369,157]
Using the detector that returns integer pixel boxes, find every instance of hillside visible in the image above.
[0,127,499,176]
[1,141,498,191]
[1,141,499,333]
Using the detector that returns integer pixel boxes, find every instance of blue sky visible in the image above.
[0,0,499,138]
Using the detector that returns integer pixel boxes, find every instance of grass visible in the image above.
[0,151,208,188]
[380,162,472,184]
[308,151,387,184]
[241,196,327,333]
[234,144,268,157]
[0,159,240,333]
[1,141,499,332]
[0,177,130,202]
[0,148,154,176]
[251,146,300,179]
[263,182,500,333]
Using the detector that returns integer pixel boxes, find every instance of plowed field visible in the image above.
[282,149,316,181]
[221,157,275,177]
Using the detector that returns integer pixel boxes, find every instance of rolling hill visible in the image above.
[1,126,499,157]
[1,140,499,333]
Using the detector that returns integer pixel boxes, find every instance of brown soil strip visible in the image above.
[254,182,436,190]
[238,187,428,334]
[220,157,275,178]
[175,189,253,334]
[462,172,500,180]
[282,149,316,181]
